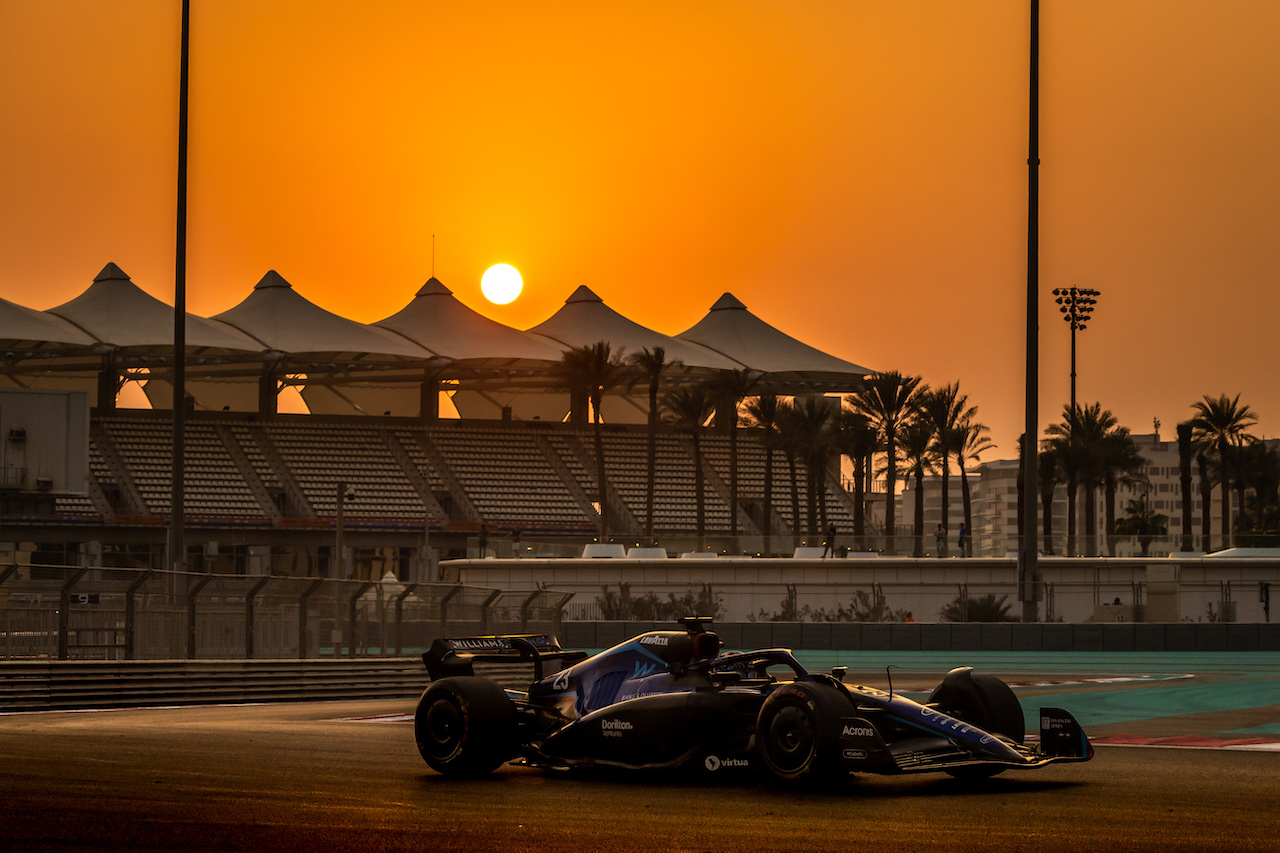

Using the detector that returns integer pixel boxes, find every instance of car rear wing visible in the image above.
[423,633,588,683]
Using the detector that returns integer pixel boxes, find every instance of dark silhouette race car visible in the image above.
[414,617,1093,784]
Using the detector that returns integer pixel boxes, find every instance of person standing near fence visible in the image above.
[821,523,837,558]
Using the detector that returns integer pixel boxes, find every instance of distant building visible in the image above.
[949,431,1280,558]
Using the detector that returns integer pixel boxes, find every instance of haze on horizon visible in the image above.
[3,1,1278,455]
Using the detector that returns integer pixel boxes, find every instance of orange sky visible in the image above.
[3,1,1279,457]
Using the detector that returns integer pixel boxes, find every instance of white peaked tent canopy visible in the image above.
[0,295,96,351]
[528,286,741,372]
[48,263,260,354]
[375,277,564,365]
[677,293,874,390]
[210,270,434,362]
[182,270,439,415]
[31,263,260,408]
[0,294,99,395]
[306,276,569,418]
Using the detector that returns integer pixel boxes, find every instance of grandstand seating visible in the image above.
[596,430,732,533]
[45,414,856,540]
[96,419,265,519]
[264,422,425,523]
[698,433,856,535]
[422,425,591,529]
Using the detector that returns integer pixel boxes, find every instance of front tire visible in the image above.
[927,668,1024,779]
[415,677,516,777]
[755,682,848,785]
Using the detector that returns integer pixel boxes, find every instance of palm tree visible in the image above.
[1177,422,1195,552]
[1043,417,1079,556]
[1190,393,1258,551]
[1043,403,1119,556]
[1038,448,1062,555]
[918,383,975,556]
[775,400,804,546]
[1115,496,1168,557]
[555,341,628,541]
[628,347,682,545]
[787,396,838,539]
[662,383,715,550]
[899,421,936,556]
[745,394,784,551]
[709,369,760,547]
[1101,429,1146,556]
[837,409,878,552]
[1197,450,1213,550]
[847,371,924,554]
[953,417,994,556]
[1233,442,1280,542]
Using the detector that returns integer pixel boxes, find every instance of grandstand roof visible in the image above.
[375,277,564,366]
[211,270,437,363]
[527,286,740,371]
[677,293,874,388]
[1,264,875,414]
[47,263,261,355]
[0,294,96,352]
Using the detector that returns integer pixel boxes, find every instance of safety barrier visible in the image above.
[0,657,430,713]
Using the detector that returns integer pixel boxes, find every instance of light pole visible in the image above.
[335,482,355,577]
[1021,0,1041,623]
[1052,287,1100,413]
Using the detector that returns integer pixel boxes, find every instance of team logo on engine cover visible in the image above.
[601,719,633,738]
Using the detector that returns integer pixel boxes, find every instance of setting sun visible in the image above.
[480,263,523,304]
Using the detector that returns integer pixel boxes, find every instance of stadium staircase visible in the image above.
[88,423,146,515]
[559,432,639,536]
[251,425,314,518]
[382,429,448,523]
[414,432,481,523]
[532,432,601,525]
[696,440,762,537]
[215,423,283,522]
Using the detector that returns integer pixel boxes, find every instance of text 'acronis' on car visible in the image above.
[414,617,1093,785]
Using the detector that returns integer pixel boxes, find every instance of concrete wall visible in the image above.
[456,555,1280,624]
[561,620,1280,653]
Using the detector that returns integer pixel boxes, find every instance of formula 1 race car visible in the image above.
[414,618,1093,784]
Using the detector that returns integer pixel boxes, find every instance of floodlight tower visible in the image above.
[1052,287,1100,413]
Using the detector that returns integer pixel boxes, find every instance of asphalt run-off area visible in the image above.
[3,650,1279,852]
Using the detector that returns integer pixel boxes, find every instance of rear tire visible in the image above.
[755,682,848,785]
[926,668,1024,779]
[415,677,516,777]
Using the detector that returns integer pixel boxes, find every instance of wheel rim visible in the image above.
[766,704,816,774]
[423,697,464,759]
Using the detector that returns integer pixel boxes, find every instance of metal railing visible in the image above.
[0,564,573,661]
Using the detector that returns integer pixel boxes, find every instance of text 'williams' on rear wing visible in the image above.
[423,634,588,683]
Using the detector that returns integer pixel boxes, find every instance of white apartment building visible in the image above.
[946,431,1280,557]
[959,434,1192,558]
